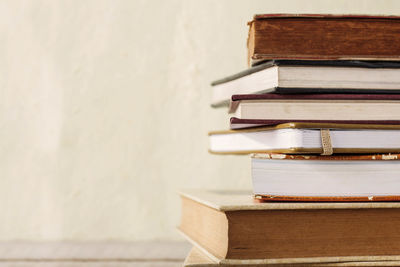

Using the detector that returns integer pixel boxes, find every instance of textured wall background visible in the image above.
[1,0,400,241]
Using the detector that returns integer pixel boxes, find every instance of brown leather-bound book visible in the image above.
[247,14,400,65]
[179,190,400,264]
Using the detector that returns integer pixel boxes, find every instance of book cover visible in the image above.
[228,94,400,121]
[184,247,400,266]
[252,153,400,202]
[231,93,400,102]
[209,122,400,155]
[230,118,400,129]
[180,190,400,263]
[211,60,400,107]
[248,14,400,64]
[212,60,400,86]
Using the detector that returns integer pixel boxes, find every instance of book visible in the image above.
[229,118,400,130]
[211,60,400,107]
[252,153,400,202]
[209,122,400,154]
[179,190,400,264]
[247,14,400,65]
[184,247,400,266]
[229,94,400,121]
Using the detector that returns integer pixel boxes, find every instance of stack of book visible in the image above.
[180,14,400,266]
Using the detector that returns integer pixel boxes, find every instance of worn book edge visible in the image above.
[229,118,400,130]
[209,148,400,155]
[252,14,400,20]
[180,229,400,265]
[179,190,400,212]
[184,247,400,266]
[247,14,400,64]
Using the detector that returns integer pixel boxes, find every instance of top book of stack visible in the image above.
[247,14,400,66]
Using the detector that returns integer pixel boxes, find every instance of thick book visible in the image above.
[211,60,400,107]
[184,247,400,266]
[179,190,400,264]
[229,94,400,121]
[252,153,400,202]
[209,122,400,154]
[247,14,400,65]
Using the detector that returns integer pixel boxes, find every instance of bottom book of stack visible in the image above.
[179,190,400,266]
[184,247,400,266]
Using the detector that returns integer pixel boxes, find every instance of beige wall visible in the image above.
[1,0,400,241]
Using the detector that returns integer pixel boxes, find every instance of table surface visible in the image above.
[0,241,191,266]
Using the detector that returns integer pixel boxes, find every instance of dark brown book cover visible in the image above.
[231,93,400,102]
[247,14,400,65]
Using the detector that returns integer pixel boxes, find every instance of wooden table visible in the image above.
[0,241,190,266]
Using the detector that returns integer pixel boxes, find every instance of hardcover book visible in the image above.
[179,190,400,264]
[209,122,400,154]
[247,14,400,65]
[211,60,400,107]
[184,247,400,266]
[252,153,400,202]
[229,94,400,121]
[229,118,400,130]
